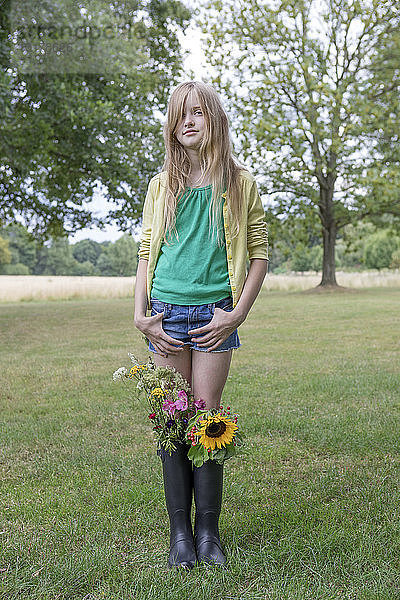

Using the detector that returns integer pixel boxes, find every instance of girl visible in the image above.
[134,81,268,569]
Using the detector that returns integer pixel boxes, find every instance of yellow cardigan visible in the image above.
[138,169,269,308]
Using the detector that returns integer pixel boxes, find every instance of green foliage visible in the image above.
[0,0,191,239]
[37,239,77,276]
[1,262,30,275]
[363,230,400,270]
[71,260,98,277]
[391,249,400,269]
[339,222,377,269]
[1,223,38,272]
[289,243,323,272]
[96,234,137,276]
[0,235,11,266]
[335,239,360,269]
[72,239,103,265]
[270,242,322,273]
[0,223,139,276]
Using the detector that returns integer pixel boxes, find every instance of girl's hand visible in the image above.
[188,308,241,352]
[135,312,184,357]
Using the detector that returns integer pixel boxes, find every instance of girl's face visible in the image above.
[175,92,205,150]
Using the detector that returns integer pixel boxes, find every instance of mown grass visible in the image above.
[1,288,399,600]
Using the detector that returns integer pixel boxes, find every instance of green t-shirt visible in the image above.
[151,185,231,305]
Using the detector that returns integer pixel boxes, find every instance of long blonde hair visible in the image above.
[162,81,244,244]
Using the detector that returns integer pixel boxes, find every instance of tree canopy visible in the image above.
[0,0,190,239]
[200,0,400,286]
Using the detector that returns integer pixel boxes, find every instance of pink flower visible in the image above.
[162,390,190,415]
[162,397,176,416]
[175,390,188,411]
[194,397,206,410]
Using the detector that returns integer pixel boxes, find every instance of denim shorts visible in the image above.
[148,296,241,353]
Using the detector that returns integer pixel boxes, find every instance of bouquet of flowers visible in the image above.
[113,354,205,453]
[113,354,244,464]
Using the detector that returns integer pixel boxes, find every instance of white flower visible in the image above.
[113,367,127,381]
[128,353,140,365]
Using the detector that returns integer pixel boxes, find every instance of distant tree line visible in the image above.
[267,220,400,273]
[0,224,137,276]
[1,220,399,277]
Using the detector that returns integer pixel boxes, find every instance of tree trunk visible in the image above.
[320,221,337,286]
[318,185,338,287]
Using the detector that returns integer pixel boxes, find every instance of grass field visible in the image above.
[1,289,399,599]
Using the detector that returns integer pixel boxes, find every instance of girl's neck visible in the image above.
[186,150,211,188]
[186,173,211,188]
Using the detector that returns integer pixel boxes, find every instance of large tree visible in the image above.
[0,0,190,238]
[201,0,400,286]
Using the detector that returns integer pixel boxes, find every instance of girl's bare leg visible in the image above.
[191,350,232,410]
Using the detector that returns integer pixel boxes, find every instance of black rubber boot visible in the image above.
[193,460,227,566]
[159,442,197,570]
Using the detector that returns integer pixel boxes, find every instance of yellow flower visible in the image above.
[195,413,238,450]
[151,387,165,398]
[128,365,146,378]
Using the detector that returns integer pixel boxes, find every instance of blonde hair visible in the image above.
[162,81,244,244]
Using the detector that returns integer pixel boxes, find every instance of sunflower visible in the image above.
[195,413,238,450]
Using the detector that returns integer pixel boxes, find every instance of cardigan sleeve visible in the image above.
[138,178,156,260]
[246,178,269,261]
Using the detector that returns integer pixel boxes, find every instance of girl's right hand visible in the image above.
[134,312,184,357]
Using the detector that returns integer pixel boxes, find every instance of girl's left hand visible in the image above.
[188,308,241,352]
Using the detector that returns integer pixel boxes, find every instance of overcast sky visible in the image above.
[70,22,207,244]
